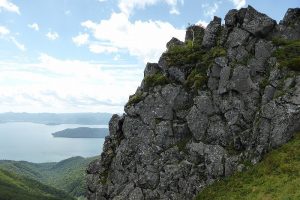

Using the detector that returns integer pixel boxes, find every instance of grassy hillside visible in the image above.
[0,169,74,200]
[196,131,300,200]
[0,156,97,198]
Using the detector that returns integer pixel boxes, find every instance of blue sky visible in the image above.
[0,0,299,113]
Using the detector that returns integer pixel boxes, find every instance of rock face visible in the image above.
[87,6,300,200]
[202,16,222,49]
[242,6,276,37]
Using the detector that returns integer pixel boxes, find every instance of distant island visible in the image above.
[52,127,109,138]
[0,112,112,125]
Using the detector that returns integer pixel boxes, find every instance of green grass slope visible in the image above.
[0,156,96,197]
[196,132,300,200]
[0,169,74,200]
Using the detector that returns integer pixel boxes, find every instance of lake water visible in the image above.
[0,122,106,163]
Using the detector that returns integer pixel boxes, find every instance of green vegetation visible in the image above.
[183,46,226,90]
[196,131,300,200]
[202,46,227,66]
[259,78,269,89]
[163,40,227,68]
[185,69,207,90]
[271,37,292,46]
[163,40,203,66]
[185,24,205,46]
[273,39,300,71]
[0,169,74,200]
[99,170,109,185]
[127,92,144,106]
[286,57,300,71]
[144,72,170,88]
[0,156,96,198]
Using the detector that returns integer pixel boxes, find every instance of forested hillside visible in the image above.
[0,169,74,200]
[0,156,96,198]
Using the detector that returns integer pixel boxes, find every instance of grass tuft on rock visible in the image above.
[144,72,170,88]
[163,40,203,67]
[185,69,207,90]
[127,93,144,106]
[286,57,300,71]
[195,131,300,200]
[273,39,300,71]
[163,41,227,69]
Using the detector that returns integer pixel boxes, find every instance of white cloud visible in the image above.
[118,0,183,16]
[229,0,246,9]
[0,26,25,51]
[72,33,89,46]
[169,7,180,15]
[9,36,26,51]
[0,26,10,36]
[0,54,142,113]
[46,31,59,40]
[202,2,219,18]
[98,0,107,2]
[89,44,118,54]
[0,0,20,14]
[28,23,39,31]
[81,12,185,62]
[196,20,209,28]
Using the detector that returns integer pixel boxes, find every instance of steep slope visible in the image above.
[0,169,74,200]
[196,131,300,200]
[87,6,300,200]
[0,156,95,197]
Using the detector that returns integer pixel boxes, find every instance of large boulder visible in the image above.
[242,6,276,37]
[225,9,238,27]
[202,16,222,49]
[166,37,184,49]
[226,27,250,48]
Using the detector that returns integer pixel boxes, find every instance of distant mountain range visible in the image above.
[52,127,109,138]
[0,112,112,125]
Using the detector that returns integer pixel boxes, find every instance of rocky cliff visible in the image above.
[87,6,300,200]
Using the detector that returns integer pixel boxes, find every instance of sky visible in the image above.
[0,0,299,113]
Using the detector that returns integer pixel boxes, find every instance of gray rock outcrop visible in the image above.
[242,5,276,37]
[87,6,300,200]
[202,16,222,49]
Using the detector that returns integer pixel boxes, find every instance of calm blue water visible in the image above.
[0,122,106,163]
